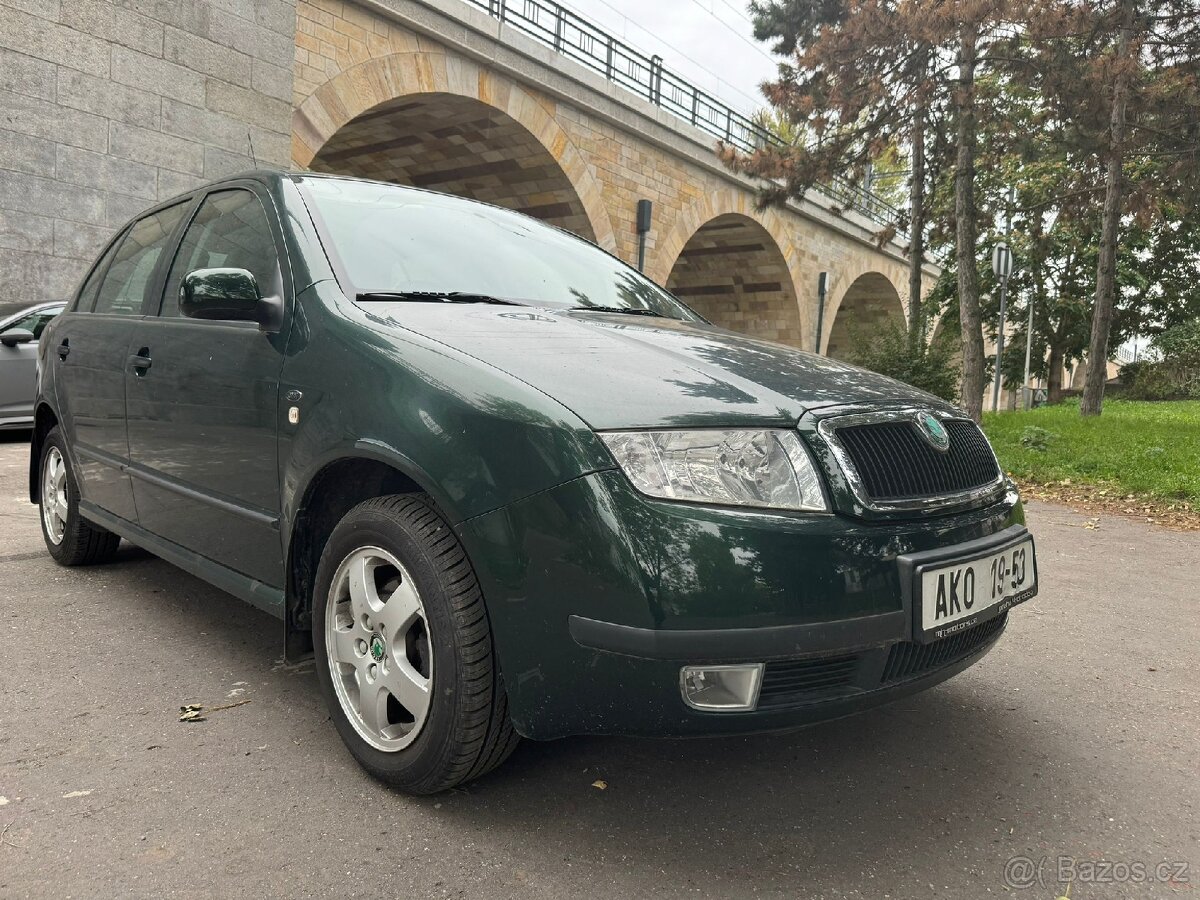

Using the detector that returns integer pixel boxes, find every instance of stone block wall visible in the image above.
[0,0,297,303]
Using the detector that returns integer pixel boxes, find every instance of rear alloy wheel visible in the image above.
[312,495,519,793]
[38,427,120,566]
[41,445,68,545]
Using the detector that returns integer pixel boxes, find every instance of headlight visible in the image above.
[600,429,828,512]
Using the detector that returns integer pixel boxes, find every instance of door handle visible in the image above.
[57,339,69,361]
[130,347,152,375]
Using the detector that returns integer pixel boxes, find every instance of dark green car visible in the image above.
[31,171,1038,793]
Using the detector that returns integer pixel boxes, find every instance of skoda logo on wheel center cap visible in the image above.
[916,411,951,452]
[369,635,386,661]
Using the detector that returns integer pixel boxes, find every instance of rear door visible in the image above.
[125,184,291,586]
[0,305,61,426]
[53,202,191,522]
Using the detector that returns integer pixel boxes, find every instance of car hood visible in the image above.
[372,305,956,430]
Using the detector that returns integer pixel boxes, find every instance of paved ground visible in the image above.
[1,431,1197,899]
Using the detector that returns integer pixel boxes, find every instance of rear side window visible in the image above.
[74,237,122,313]
[160,190,278,318]
[93,203,189,316]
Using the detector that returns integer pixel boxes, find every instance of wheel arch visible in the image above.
[29,403,59,504]
[283,445,456,661]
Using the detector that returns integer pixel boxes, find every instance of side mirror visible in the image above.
[0,328,34,348]
[180,268,282,332]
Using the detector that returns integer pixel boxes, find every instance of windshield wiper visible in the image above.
[356,290,526,306]
[565,305,664,317]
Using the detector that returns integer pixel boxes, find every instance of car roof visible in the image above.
[152,168,560,225]
[148,168,450,216]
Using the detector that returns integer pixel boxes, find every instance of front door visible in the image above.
[125,186,291,586]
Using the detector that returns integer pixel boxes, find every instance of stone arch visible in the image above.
[654,192,804,343]
[821,270,906,360]
[664,213,803,347]
[929,312,962,356]
[292,52,616,251]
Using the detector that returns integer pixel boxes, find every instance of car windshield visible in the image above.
[301,177,700,320]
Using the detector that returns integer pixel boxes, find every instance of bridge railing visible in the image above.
[465,0,907,237]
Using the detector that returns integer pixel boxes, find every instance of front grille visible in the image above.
[834,418,1000,502]
[758,654,860,708]
[880,613,1007,684]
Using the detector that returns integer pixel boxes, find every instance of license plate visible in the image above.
[918,537,1037,641]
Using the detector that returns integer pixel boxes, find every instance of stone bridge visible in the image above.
[290,0,939,357]
[0,0,939,356]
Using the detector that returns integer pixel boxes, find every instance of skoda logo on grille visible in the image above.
[915,411,951,452]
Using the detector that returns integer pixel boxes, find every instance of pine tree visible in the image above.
[726,0,1011,421]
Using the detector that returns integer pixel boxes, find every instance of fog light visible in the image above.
[680,664,764,712]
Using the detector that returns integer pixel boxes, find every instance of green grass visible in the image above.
[981,399,1200,509]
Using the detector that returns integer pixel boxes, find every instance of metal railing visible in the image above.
[464,0,906,235]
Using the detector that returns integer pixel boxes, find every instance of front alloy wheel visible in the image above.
[325,547,433,751]
[312,494,519,793]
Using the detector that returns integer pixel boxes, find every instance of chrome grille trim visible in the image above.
[816,406,1005,513]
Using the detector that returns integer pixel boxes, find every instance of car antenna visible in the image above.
[247,130,257,168]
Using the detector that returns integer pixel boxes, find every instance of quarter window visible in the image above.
[93,203,189,316]
[74,236,122,313]
[161,190,279,318]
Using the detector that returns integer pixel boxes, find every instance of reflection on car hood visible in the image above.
[377,306,957,429]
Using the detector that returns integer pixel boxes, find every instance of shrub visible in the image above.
[1120,321,1200,400]
[1019,426,1054,452]
[1122,363,1183,400]
[848,323,960,403]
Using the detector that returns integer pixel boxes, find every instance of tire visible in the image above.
[312,494,519,794]
[38,427,121,566]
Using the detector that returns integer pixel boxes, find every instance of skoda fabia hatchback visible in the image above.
[31,172,1037,793]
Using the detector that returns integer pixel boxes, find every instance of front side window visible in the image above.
[161,189,279,318]
[93,203,189,316]
[301,177,699,320]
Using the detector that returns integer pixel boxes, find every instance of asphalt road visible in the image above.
[1,431,1197,899]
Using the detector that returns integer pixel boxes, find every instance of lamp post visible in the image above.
[1021,208,1057,409]
[990,240,1014,412]
[990,187,1017,413]
[1021,289,1035,409]
[635,199,652,272]
[815,272,829,354]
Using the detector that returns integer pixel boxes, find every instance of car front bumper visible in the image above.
[458,470,1028,740]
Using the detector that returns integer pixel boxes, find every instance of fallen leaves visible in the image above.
[178,698,252,723]
[591,780,608,791]
[1013,477,1200,531]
